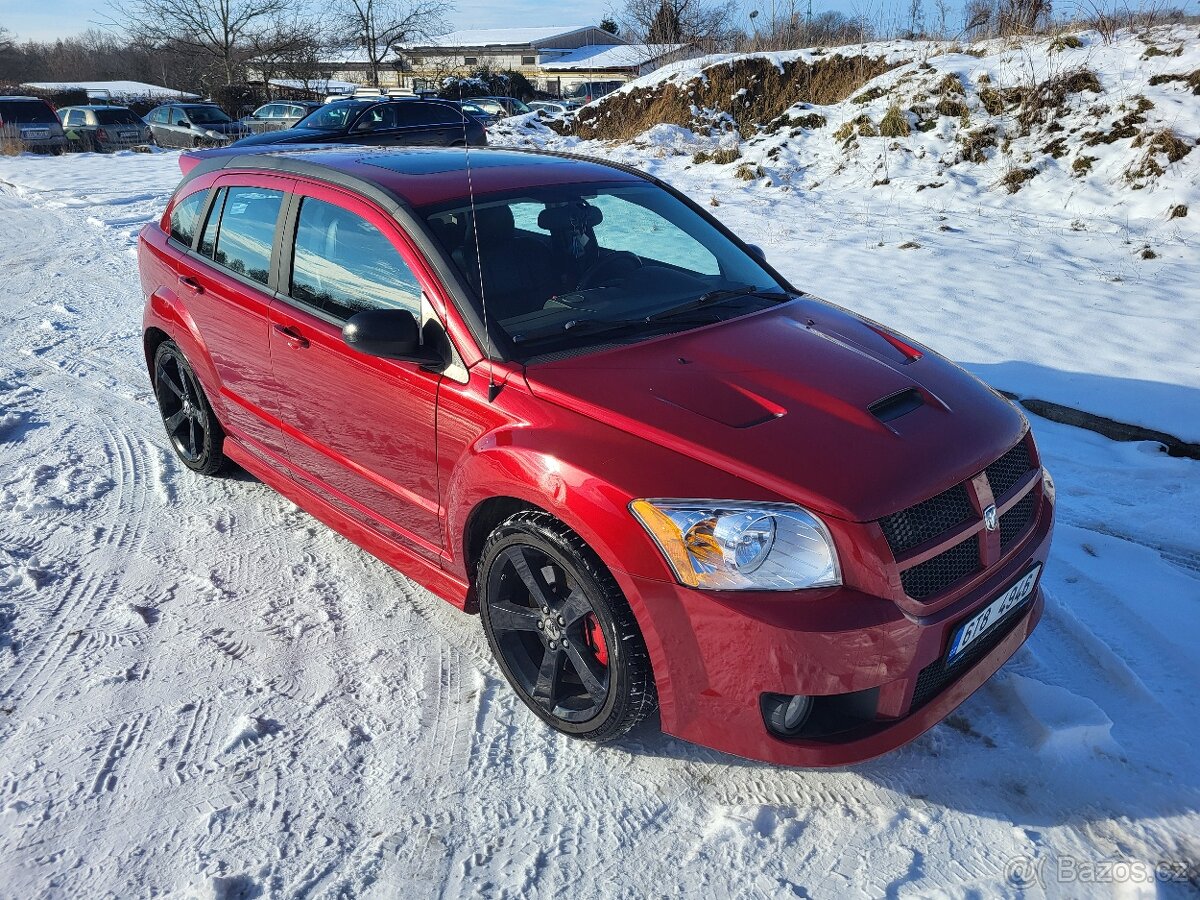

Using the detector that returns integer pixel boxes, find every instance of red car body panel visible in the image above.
[140,147,1055,766]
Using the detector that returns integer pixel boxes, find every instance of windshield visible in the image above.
[295,102,360,130]
[422,182,788,362]
[95,109,141,125]
[506,98,532,114]
[0,100,57,124]
[185,106,231,124]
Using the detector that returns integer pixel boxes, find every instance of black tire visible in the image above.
[478,510,657,742]
[152,341,226,476]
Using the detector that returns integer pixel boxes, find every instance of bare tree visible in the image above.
[621,0,739,51]
[338,0,450,87]
[998,0,1051,34]
[0,25,14,54]
[112,0,297,84]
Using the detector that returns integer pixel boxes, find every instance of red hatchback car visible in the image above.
[139,147,1054,766]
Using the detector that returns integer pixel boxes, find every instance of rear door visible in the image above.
[267,181,445,559]
[177,174,293,455]
[396,102,466,146]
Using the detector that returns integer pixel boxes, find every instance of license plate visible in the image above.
[946,563,1041,663]
[119,131,138,140]
[22,129,50,139]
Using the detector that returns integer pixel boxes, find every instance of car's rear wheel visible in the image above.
[478,510,657,742]
[152,341,226,475]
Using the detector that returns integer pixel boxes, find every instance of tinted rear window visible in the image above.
[400,102,462,127]
[210,186,284,285]
[0,100,57,124]
[95,109,141,125]
[169,190,208,247]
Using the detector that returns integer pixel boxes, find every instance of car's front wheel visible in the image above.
[478,510,657,742]
[152,341,226,475]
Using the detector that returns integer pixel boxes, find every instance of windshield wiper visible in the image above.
[512,313,716,346]
[645,287,792,322]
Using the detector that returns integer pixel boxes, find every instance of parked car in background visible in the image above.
[231,98,485,148]
[0,96,67,154]
[139,145,1054,767]
[146,103,249,148]
[562,80,624,106]
[239,101,323,134]
[58,105,153,152]
[528,100,571,118]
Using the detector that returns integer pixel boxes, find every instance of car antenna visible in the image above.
[458,83,500,402]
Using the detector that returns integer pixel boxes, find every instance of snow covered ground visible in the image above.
[1,116,1199,897]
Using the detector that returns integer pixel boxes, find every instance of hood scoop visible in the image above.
[653,377,786,429]
[869,388,925,423]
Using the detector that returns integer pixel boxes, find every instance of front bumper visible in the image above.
[611,490,1053,767]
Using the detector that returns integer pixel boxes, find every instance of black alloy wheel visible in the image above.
[479,510,657,742]
[152,341,226,475]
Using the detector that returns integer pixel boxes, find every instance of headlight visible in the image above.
[630,500,841,591]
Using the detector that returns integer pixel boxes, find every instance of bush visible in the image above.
[711,146,742,164]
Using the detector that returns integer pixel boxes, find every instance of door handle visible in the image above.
[273,323,309,349]
[177,275,204,295]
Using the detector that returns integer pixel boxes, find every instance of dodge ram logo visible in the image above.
[983,504,999,532]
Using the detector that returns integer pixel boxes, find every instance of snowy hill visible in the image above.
[494,26,1200,443]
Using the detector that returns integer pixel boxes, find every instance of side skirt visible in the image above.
[222,436,471,611]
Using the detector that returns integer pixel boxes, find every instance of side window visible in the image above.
[65,110,85,126]
[168,189,208,247]
[400,102,461,127]
[210,186,284,285]
[357,104,398,131]
[290,197,421,320]
[170,108,189,126]
[149,108,166,124]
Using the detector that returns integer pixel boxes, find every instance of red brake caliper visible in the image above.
[584,613,609,666]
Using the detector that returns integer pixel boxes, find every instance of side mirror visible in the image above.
[746,244,767,262]
[342,309,444,365]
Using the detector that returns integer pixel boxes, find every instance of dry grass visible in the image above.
[879,105,911,137]
[959,125,998,162]
[833,113,879,144]
[734,162,766,180]
[1049,34,1084,52]
[1011,67,1102,133]
[1000,166,1038,193]
[1168,203,1188,219]
[1141,45,1183,59]
[0,136,27,156]
[1147,69,1200,95]
[1126,128,1193,182]
[1072,154,1097,176]
[571,53,902,140]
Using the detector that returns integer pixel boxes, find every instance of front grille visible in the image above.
[909,601,1028,710]
[900,537,981,600]
[985,439,1032,500]
[1000,491,1036,549]
[878,483,974,556]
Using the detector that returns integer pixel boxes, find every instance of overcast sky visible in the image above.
[5,0,914,43]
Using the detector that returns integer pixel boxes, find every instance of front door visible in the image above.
[268,182,444,560]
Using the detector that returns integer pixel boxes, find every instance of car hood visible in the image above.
[233,127,335,145]
[522,297,1027,523]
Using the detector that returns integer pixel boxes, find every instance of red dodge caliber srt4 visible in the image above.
[139,146,1055,766]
